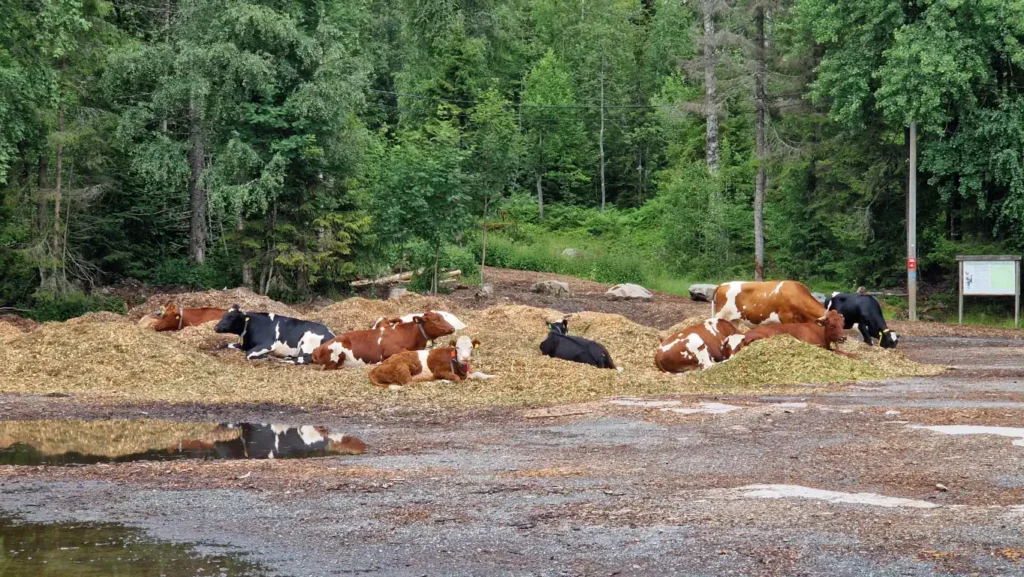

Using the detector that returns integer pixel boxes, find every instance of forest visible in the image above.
[3,0,1024,318]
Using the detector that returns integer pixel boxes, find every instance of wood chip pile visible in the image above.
[128,288,301,321]
[0,321,25,343]
[0,419,239,458]
[311,294,452,333]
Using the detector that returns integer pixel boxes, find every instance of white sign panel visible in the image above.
[963,261,1017,295]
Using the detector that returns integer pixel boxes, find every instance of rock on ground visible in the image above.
[531,280,571,298]
[606,283,653,302]
[475,284,494,299]
[561,248,583,258]
[689,284,718,303]
[388,287,410,299]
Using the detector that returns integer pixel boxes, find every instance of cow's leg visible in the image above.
[227,343,243,351]
[431,369,463,383]
[858,324,874,346]
[246,346,272,361]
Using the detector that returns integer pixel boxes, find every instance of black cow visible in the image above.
[539,319,619,370]
[823,292,899,348]
[215,305,335,363]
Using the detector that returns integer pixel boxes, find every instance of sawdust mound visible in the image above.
[0,315,40,332]
[62,311,131,325]
[700,335,886,386]
[0,419,240,458]
[838,340,945,377]
[0,321,24,343]
[0,321,239,398]
[312,294,458,333]
[128,288,299,321]
[173,321,238,353]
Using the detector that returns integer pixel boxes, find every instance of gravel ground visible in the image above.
[1,336,1024,576]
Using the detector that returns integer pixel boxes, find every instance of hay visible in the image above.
[173,321,238,352]
[699,335,887,386]
[0,321,24,343]
[0,419,239,458]
[311,294,455,333]
[128,287,299,321]
[838,340,945,377]
[0,315,40,332]
[62,311,131,325]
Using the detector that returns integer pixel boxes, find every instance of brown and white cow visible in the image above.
[713,281,825,326]
[370,311,467,331]
[724,309,847,358]
[311,311,456,370]
[369,335,493,389]
[152,302,228,332]
[655,319,739,373]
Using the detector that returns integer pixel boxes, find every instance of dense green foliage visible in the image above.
[3,0,1024,313]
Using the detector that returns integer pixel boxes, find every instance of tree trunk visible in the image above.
[238,213,254,288]
[536,173,544,220]
[188,99,207,264]
[37,155,48,286]
[753,5,767,281]
[432,247,440,294]
[599,44,607,212]
[480,196,489,287]
[52,96,65,281]
[702,0,719,175]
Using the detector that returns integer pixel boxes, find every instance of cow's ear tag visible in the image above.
[473,342,479,349]
[449,350,456,358]
[175,315,180,320]
[244,316,249,321]
[427,339,434,347]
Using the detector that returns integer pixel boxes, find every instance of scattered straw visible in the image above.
[128,288,299,321]
[838,341,945,377]
[0,419,239,458]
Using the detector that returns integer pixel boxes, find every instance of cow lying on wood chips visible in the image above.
[824,292,898,348]
[713,280,825,326]
[312,311,456,370]
[540,319,620,371]
[655,319,739,372]
[724,309,848,358]
[369,335,494,389]
[371,311,467,331]
[152,302,227,332]
[215,306,335,364]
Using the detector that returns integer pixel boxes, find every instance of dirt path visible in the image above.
[0,335,1023,576]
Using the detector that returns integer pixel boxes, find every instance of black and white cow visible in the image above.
[215,305,335,363]
[823,292,899,348]
[539,319,620,370]
[207,423,366,460]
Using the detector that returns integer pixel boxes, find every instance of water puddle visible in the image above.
[661,402,742,415]
[908,425,1024,447]
[733,484,939,509]
[0,515,264,576]
[0,419,366,466]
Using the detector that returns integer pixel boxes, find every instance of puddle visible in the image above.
[661,402,742,415]
[909,425,1024,447]
[608,399,682,408]
[0,515,264,576]
[0,419,366,466]
[733,484,939,509]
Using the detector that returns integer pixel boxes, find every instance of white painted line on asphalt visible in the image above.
[734,484,940,509]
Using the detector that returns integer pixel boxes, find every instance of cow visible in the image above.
[371,311,467,331]
[725,309,847,358]
[175,423,367,460]
[311,311,456,370]
[713,280,825,326]
[824,292,899,348]
[540,319,619,370]
[655,319,739,373]
[214,305,334,364]
[369,335,494,389]
[152,302,227,332]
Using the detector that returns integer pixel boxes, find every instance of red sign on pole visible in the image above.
[907,258,917,271]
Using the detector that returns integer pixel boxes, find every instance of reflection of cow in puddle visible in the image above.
[180,423,367,460]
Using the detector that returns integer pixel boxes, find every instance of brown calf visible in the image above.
[655,319,739,373]
[725,309,847,357]
[713,280,825,326]
[369,336,482,389]
[311,311,456,370]
[152,302,228,332]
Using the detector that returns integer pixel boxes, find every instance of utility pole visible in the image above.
[908,121,918,321]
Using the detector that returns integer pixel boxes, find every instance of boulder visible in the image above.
[387,286,410,299]
[606,283,654,301]
[531,280,571,298]
[812,292,827,305]
[689,284,718,303]
[561,248,584,258]
[475,284,494,299]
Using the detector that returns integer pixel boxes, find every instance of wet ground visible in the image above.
[0,335,1023,576]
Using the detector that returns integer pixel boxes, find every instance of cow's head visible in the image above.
[816,310,847,344]
[417,311,456,338]
[152,302,182,332]
[215,305,247,335]
[879,328,899,349]
[546,319,569,335]
[449,335,480,363]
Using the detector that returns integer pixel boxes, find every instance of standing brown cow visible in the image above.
[713,281,825,326]
[655,319,739,373]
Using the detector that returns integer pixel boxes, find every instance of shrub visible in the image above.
[28,292,127,322]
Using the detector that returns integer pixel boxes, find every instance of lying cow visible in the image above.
[214,305,334,363]
[371,311,467,331]
[725,309,847,357]
[824,292,898,348]
[369,335,493,389]
[714,280,825,326]
[655,319,739,373]
[312,311,456,370]
[540,319,619,370]
[176,423,366,460]
[152,302,227,332]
